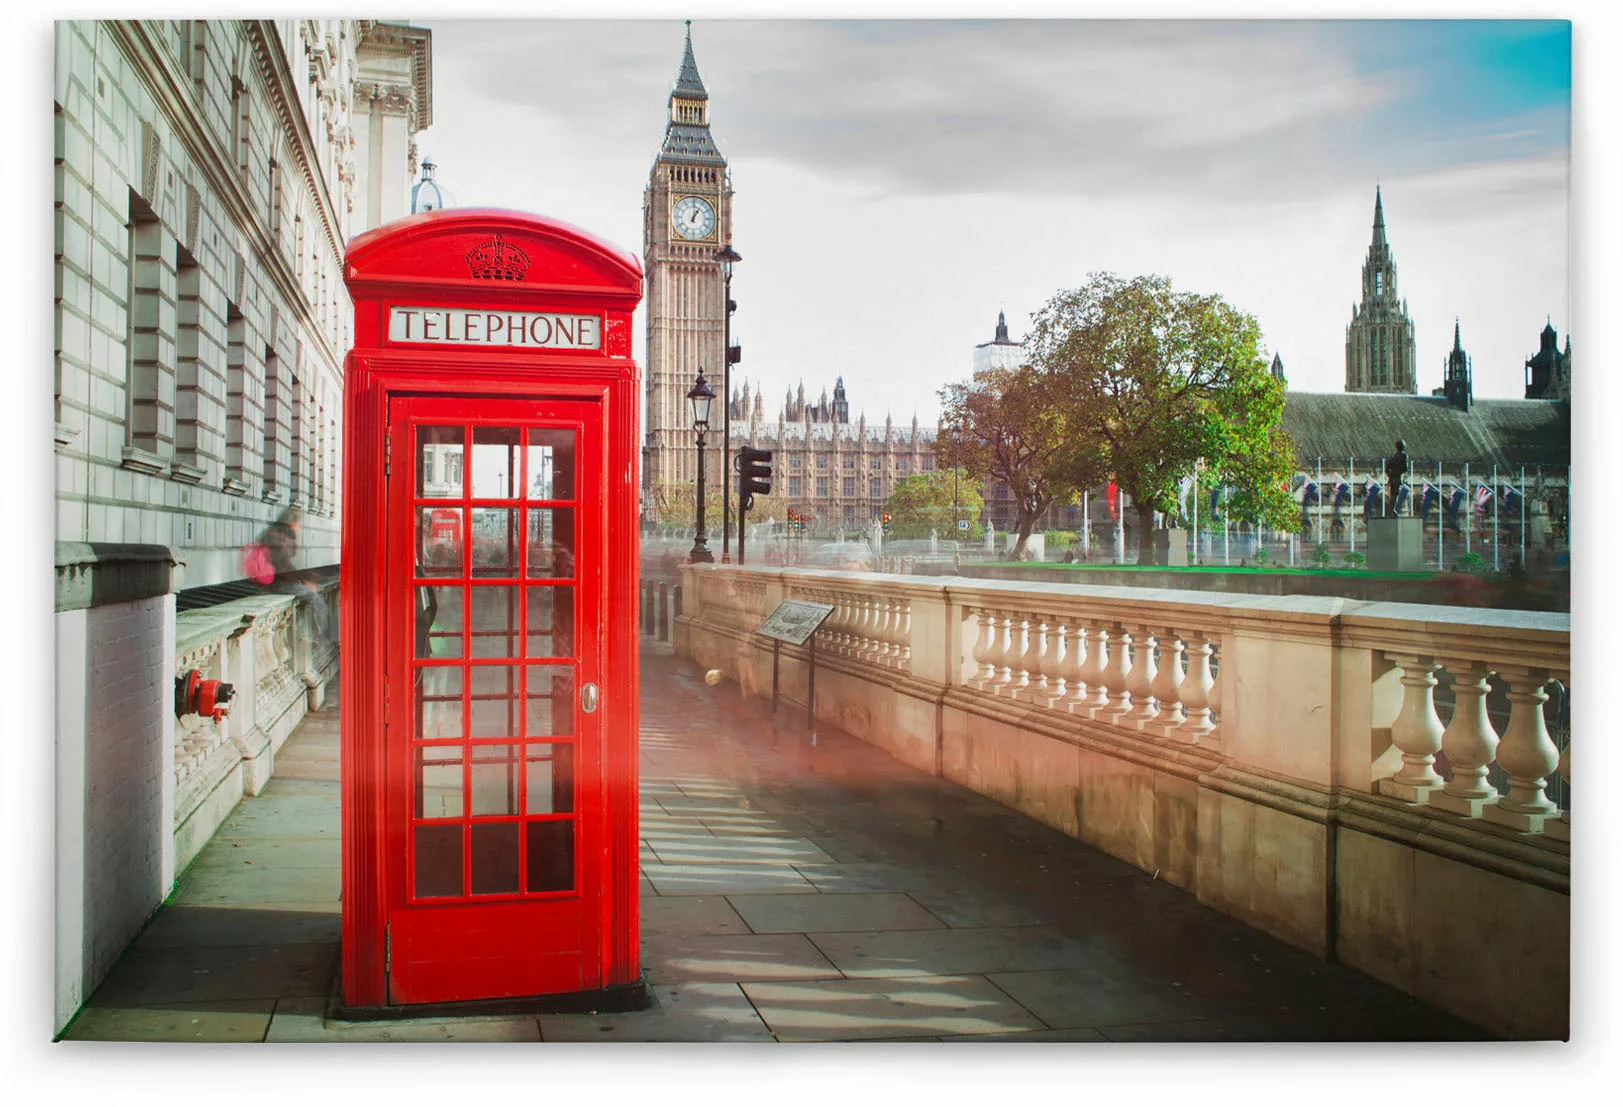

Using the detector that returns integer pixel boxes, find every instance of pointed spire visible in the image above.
[1372,184,1387,248]
[1453,318,1463,352]
[674,20,708,100]
[994,311,1011,344]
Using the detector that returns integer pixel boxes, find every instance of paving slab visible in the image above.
[727,892,946,935]
[536,982,774,1042]
[62,999,276,1042]
[88,943,338,1005]
[136,905,342,948]
[646,835,836,867]
[808,926,1119,979]
[640,895,752,936]
[792,861,964,895]
[639,932,841,983]
[266,996,542,1042]
[742,975,1048,1042]
[986,967,1211,1029]
[640,860,818,897]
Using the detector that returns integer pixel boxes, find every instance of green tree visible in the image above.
[940,365,1078,560]
[1029,273,1297,563]
[884,469,985,540]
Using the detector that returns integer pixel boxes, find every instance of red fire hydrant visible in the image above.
[175,669,235,722]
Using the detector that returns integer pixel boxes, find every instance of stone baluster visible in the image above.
[1014,614,1042,699]
[1482,666,1561,832]
[1099,624,1134,721]
[851,595,871,658]
[1150,630,1186,737]
[993,611,1017,692]
[882,599,904,667]
[861,597,885,663]
[1377,653,1446,802]
[1176,629,1216,742]
[1039,617,1067,708]
[1061,620,1090,712]
[896,601,912,670]
[971,608,999,688]
[1428,660,1501,818]
[1125,625,1159,723]
[1547,712,1570,842]
[1078,623,1111,713]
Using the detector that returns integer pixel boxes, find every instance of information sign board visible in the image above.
[757,600,834,645]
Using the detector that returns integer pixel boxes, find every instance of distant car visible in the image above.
[807,541,875,572]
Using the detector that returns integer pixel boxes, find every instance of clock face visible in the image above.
[672,195,716,241]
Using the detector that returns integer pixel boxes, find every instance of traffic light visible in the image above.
[881,511,892,532]
[739,447,773,510]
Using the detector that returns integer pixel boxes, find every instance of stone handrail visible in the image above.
[680,566,1571,843]
[171,578,340,869]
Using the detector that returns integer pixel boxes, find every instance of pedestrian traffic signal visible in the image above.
[739,446,773,508]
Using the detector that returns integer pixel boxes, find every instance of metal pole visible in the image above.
[721,269,732,562]
[1191,464,1199,564]
[1437,461,1444,571]
[1350,457,1357,555]
[1316,457,1323,548]
[1492,464,1499,572]
[690,424,712,563]
[1464,462,1471,556]
[1520,465,1526,564]
[807,631,817,734]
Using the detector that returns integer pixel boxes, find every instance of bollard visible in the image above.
[657,583,670,641]
[673,583,683,627]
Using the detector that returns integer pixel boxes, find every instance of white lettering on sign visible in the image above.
[388,306,601,350]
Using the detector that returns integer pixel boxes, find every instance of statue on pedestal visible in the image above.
[1384,440,1410,517]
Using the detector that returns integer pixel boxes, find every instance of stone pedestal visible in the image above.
[1152,528,1188,566]
[1368,517,1423,572]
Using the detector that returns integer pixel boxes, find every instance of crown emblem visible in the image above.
[465,233,530,280]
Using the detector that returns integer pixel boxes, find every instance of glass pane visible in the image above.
[471,507,519,576]
[469,743,519,816]
[417,508,463,577]
[414,666,464,739]
[525,744,574,815]
[417,426,464,498]
[469,586,521,658]
[525,428,576,501]
[415,585,462,659]
[526,664,575,737]
[525,586,573,658]
[526,508,576,578]
[415,745,464,819]
[471,823,520,895]
[526,820,574,893]
[471,426,522,499]
[469,664,521,738]
[414,824,462,898]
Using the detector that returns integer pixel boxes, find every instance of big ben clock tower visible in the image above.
[644,21,732,506]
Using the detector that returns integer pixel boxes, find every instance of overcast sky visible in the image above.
[415,18,1567,425]
[413,17,1569,426]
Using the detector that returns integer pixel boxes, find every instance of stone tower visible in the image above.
[1442,319,1472,411]
[1344,186,1417,394]
[643,22,733,503]
[1524,320,1571,401]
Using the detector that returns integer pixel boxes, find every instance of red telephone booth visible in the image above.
[338,209,644,1012]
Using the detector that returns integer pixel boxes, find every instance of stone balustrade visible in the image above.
[171,577,340,872]
[675,565,1570,1039]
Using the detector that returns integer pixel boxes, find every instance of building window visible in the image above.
[816,476,829,497]
[790,455,802,470]
[843,477,856,497]
[870,479,881,498]
[843,455,854,470]
[870,457,881,472]
[843,506,855,527]
[921,456,934,472]
[263,344,288,499]
[816,454,828,470]
[788,475,802,497]
[897,459,910,475]
[125,192,174,464]
[172,243,207,475]
[223,300,253,493]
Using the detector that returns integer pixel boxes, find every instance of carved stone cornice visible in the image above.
[353,80,419,130]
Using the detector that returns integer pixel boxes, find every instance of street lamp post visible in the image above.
[716,244,742,561]
[688,369,716,564]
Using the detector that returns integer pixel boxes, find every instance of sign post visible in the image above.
[756,599,835,729]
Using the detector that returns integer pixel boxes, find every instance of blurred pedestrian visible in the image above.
[259,507,332,646]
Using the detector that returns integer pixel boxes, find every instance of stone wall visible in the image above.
[676,565,1570,1039]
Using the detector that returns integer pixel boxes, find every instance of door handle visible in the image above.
[581,682,599,714]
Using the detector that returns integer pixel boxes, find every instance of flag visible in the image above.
[1178,474,1195,517]
[1332,479,1350,508]
[1445,486,1464,531]
[1419,482,1437,517]
[1363,478,1380,519]
[1501,484,1522,512]
[1300,480,1319,506]
[1394,485,1411,513]
[1106,481,1119,522]
[1474,483,1492,513]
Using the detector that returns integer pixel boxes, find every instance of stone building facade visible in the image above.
[1524,320,1572,401]
[1344,187,1418,394]
[52,18,430,1035]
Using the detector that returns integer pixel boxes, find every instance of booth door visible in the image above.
[385,396,603,1005]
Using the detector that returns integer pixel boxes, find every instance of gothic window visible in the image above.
[843,477,855,497]
[788,476,802,498]
[897,459,910,475]
[843,506,855,528]
[869,479,881,499]
[921,456,934,472]
[843,455,854,470]
[869,457,881,473]
[816,476,829,497]
[789,455,802,470]
[816,455,828,470]
[1374,270,1383,295]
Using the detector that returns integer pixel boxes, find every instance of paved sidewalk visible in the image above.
[61,642,1488,1042]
